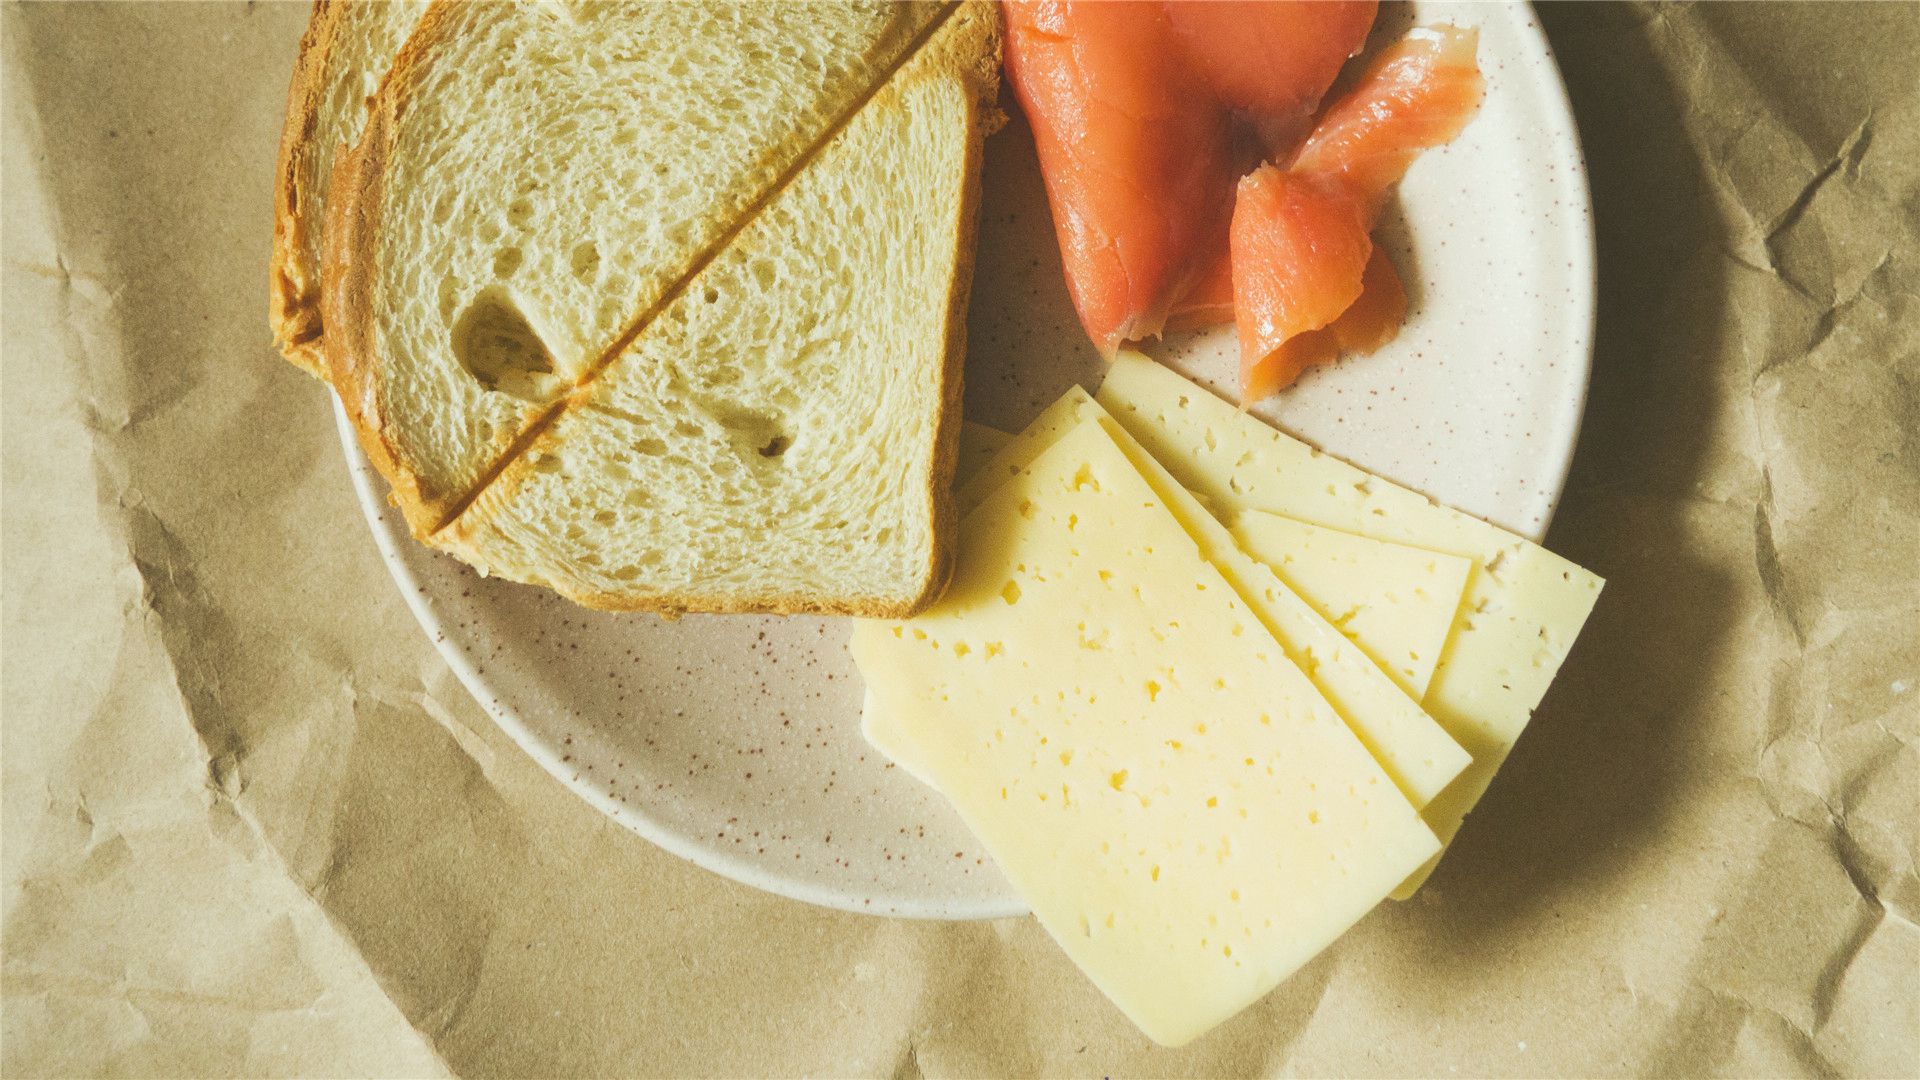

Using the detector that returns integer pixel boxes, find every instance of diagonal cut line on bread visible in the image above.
[428,2,969,538]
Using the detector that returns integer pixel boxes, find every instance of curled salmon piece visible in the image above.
[1004,1,1375,354]
[1291,25,1487,208]
[1179,163,1408,339]
[1232,168,1372,401]
[1235,26,1483,400]
[1239,250,1407,399]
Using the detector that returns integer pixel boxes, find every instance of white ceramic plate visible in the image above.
[338,1,1593,919]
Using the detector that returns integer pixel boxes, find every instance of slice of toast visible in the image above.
[269,0,427,376]
[442,10,1000,614]
[324,2,1002,615]
[325,1,950,534]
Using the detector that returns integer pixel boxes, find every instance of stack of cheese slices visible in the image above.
[855,352,1603,1046]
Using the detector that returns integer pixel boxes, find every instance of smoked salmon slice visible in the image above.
[1231,168,1372,400]
[1164,0,1379,153]
[1166,250,1236,332]
[1004,2,1480,399]
[1004,2,1239,355]
[1004,1,1375,355]
[1290,25,1487,208]
[1236,250,1407,399]
[1235,26,1483,399]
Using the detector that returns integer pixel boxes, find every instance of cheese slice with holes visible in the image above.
[867,387,1468,808]
[850,417,1439,1046]
[1230,512,1471,699]
[1096,353,1603,897]
[959,401,1474,711]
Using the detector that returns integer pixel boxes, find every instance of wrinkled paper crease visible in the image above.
[3,3,1915,1076]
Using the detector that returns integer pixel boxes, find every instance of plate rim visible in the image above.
[1508,1,1598,541]
[334,400,1028,920]
[335,1,1594,922]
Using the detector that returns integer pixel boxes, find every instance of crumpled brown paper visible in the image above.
[3,2,1915,1076]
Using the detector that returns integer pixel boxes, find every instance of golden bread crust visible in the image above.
[268,0,345,377]
[322,2,499,536]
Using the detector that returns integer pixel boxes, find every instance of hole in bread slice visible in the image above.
[451,287,564,401]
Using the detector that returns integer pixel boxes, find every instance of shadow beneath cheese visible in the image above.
[1388,3,1744,949]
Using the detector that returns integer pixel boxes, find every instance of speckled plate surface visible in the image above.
[338,1,1593,919]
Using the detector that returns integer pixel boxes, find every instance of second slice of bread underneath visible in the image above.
[328,4,1001,615]
[270,0,426,376]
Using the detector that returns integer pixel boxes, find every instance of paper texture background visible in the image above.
[3,2,1915,1075]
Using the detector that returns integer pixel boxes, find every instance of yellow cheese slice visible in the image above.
[1096,353,1604,896]
[868,387,1470,810]
[1230,512,1472,700]
[851,417,1439,1046]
